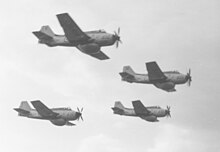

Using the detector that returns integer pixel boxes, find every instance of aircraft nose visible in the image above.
[76,107,83,121]
[165,106,171,118]
[75,112,81,118]
[112,34,120,41]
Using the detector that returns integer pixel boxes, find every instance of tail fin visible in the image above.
[114,101,125,109]
[40,25,55,37]
[123,66,135,75]
[19,101,32,111]
[112,101,125,115]
[14,101,32,116]
[32,26,54,41]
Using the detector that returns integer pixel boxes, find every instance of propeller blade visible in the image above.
[113,27,122,48]
[76,107,83,121]
[80,115,83,121]
[186,68,192,86]
[188,80,191,86]
[116,41,119,48]
[166,106,171,118]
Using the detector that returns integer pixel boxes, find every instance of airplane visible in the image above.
[119,61,192,92]
[14,100,83,126]
[32,13,122,60]
[112,100,171,122]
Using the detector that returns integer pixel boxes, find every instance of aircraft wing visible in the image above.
[31,100,59,118]
[56,13,90,43]
[65,121,76,126]
[162,87,176,92]
[89,51,110,60]
[132,100,151,116]
[154,82,176,92]
[146,61,167,82]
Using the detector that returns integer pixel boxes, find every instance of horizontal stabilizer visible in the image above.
[32,31,53,41]
[112,107,124,114]
[14,108,30,114]
[119,72,134,80]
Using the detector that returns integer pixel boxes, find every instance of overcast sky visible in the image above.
[0,0,220,152]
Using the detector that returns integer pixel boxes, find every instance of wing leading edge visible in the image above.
[89,51,109,60]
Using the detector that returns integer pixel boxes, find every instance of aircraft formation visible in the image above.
[14,12,192,125]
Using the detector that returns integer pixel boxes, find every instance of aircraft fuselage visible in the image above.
[123,72,187,85]
[20,108,79,121]
[113,106,167,122]
[39,31,116,48]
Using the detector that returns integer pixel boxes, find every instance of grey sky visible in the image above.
[0,0,220,152]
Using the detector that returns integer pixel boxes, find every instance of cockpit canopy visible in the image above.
[98,29,106,33]
[165,71,180,74]
[52,107,72,110]
[147,106,161,109]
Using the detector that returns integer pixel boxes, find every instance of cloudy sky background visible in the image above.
[0,0,220,151]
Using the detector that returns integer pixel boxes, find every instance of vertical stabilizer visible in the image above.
[19,101,32,111]
[123,66,135,75]
[114,101,125,109]
[40,25,55,37]
[14,101,31,116]
[112,101,125,115]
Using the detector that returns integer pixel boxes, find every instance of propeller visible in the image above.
[165,106,171,118]
[113,27,122,48]
[76,107,83,121]
[186,69,192,86]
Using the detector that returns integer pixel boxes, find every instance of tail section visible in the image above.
[123,66,135,75]
[114,101,125,109]
[32,26,54,41]
[112,101,125,115]
[119,66,135,82]
[40,25,55,37]
[19,101,32,111]
[14,101,32,116]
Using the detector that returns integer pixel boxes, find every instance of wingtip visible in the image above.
[146,61,157,65]
[132,100,141,104]
[30,100,41,104]
[56,12,69,17]
[13,108,19,112]
[32,31,39,35]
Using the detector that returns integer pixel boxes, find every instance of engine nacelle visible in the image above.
[77,43,100,54]
[50,118,66,126]
[154,82,175,90]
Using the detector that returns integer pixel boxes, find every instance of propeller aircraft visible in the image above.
[119,61,192,92]
[33,13,122,60]
[14,100,83,126]
[112,100,171,122]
